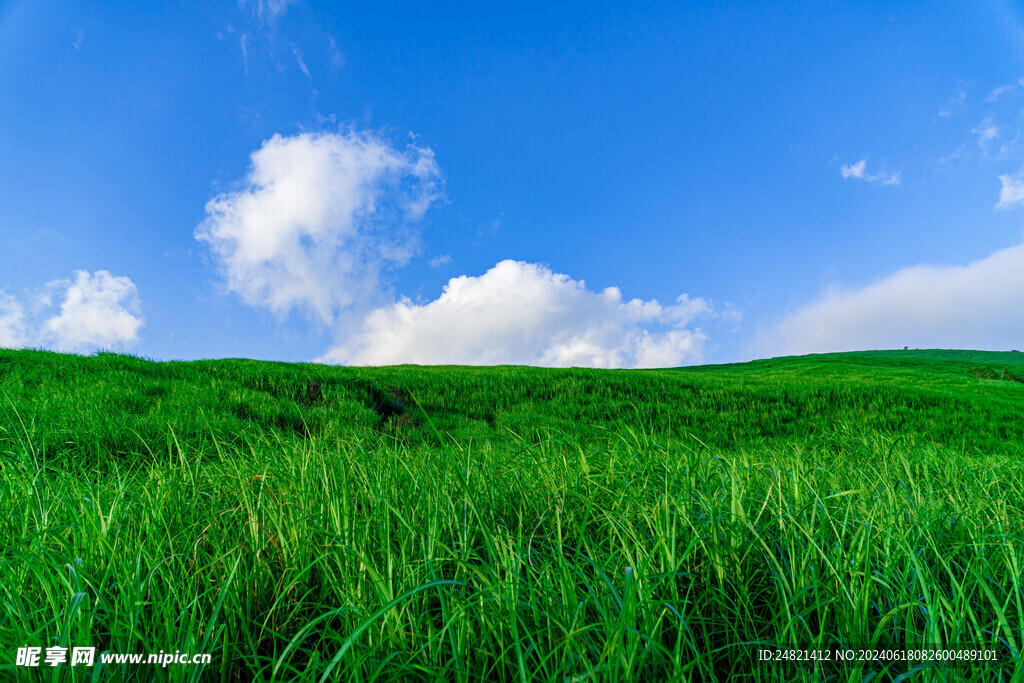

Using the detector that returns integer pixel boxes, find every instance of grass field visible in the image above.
[1,348,1022,681]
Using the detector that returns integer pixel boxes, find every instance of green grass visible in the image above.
[1,348,1022,681]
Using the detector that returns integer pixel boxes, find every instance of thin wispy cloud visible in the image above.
[937,143,968,164]
[327,36,344,70]
[428,254,452,268]
[240,33,250,76]
[195,130,444,325]
[291,44,310,78]
[320,260,712,368]
[999,132,1023,158]
[234,0,300,78]
[972,119,999,155]
[940,84,1024,165]
[938,87,966,117]
[241,0,298,23]
[840,158,901,186]
[480,219,501,237]
[71,26,85,52]
[984,78,1024,103]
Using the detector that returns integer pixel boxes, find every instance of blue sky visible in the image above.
[2,0,1024,367]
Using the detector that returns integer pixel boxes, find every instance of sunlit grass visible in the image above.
[1,349,1023,680]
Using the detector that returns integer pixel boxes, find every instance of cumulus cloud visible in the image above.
[996,168,1024,209]
[320,259,711,368]
[193,130,716,369]
[195,130,444,324]
[0,271,143,352]
[755,243,1024,357]
[0,293,28,349]
[840,158,901,186]
[839,159,867,179]
[40,271,144,351]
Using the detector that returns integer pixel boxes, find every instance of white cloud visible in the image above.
[240,33,249,76]
[972,119,999,154]
[755,243,1024,357]
[71,26,85,52]
[997,168,1024,209]
[2,271,144,352]
[328,35,344,70]
[0,293,28,349]
[242,0,297,22]
[320,259,711,368]
[428,254,452,268]
[938,143,967,164]
[291,43,310,78]
[840,158,901,186]
[195,130,444,324]
[985,84,1015,103]
[840,159,867,179]
[984,79,1024,103]
[40,271,144,352]
[938,88,966,117]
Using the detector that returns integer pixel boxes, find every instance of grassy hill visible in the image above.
[2,347,1023,465]
[1,349,1022,680]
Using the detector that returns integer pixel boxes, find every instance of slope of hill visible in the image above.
[1,348,1022,681]
[1,347,1022,466]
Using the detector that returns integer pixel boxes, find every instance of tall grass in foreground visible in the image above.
[1,417,1022,681]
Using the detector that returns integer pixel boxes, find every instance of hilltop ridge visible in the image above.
[2,347,1022,465]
